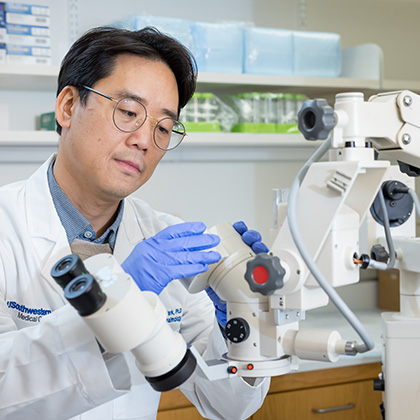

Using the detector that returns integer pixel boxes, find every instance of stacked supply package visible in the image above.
[113,15,341,77]
[243,26,341,77]
[112,16,245,74]
[0,4,5,63]
[190,21,243,74]
[243,27,293,76]
[1,2,51,65]
[114,15,193,51]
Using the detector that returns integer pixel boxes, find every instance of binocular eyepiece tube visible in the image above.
[50,253,196,392]
[51,254,106,316]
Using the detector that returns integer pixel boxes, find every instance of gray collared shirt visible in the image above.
[47,159,124,250]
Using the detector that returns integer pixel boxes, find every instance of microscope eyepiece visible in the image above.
[64,274,106,316]
[51,254,89,289]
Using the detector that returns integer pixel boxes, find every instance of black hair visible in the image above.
[56,26,197,135]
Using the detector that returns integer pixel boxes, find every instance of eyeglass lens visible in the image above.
[113,98,185,150]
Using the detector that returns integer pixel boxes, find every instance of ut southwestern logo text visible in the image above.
[167,307,182,323]
[7,301,52,323]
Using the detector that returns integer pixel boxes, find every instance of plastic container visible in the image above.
[180,92,237,132]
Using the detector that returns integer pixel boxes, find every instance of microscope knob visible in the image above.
[297,98,335,140]
[370,244,389,263]
[225,317,250,343]
[244,253,285,296]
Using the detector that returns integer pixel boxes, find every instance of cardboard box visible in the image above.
[6,12,50,27]
[0,43,5,63]
[377,269,400,311]
[6,53,51,64]
[5,2,50,16]
[6,23,50,36]
[6,33,50,46]
[6,43,50,56]
[39,111,55,131]
[0,2,5,43]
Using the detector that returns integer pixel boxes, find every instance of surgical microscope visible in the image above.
[51,89,420,419]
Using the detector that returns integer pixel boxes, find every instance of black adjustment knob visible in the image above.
[370,244,389,263]
[373,378,385,392]
[225,317,250,343]
[297,98,335,140]
[244,253,285,296]
[370,180,413,228]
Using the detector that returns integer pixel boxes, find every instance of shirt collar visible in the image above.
[47,158,124,250]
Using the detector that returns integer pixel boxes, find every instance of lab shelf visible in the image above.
[0,64,60,91]
[0,62,401,93]
[197,72,382,98]
[0,131,319,148]
[0,130,59,145]
[184,132,321,147]
[1,61,418,96]
[0,131,323,164]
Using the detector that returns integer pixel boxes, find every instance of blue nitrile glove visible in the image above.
[122,222,221,295]
[206,221,270,328]
[206,286,227,327]
[233,221,270,254]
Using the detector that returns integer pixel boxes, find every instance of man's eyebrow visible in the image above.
[117,90,178,120]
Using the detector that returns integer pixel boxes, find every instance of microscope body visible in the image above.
[299,89,420,419]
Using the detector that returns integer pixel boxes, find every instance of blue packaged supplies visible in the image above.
[243,27,293,76]
[0,3,5,44]
[5,2,50,16]
[191,21,243,73]
[293,30,341,77]
[114,15,193,50]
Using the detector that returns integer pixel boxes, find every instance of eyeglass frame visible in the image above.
[81,85,187,151]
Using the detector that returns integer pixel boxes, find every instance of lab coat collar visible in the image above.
[25,155,145,290]
[25,154,72,296]
[26,154,63,241]
[113,198,146,263]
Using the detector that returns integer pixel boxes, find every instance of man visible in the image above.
[0,27,269,420]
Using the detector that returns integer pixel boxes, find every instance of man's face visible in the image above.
[56,54,179,204]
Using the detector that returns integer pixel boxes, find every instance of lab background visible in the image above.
[1,0,419,418]
[2,0,418,305]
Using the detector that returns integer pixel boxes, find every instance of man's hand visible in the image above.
[207,221,269,327]
[233,221,269,254]
[122,222,221,295]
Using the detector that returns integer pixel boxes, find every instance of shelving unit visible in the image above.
[1,63,420,146]
[197,72,382,98]
[0,64,59,91]
[0,130,58,145]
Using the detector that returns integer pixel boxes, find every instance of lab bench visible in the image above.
[157,310,384,420]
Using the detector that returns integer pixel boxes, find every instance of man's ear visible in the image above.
[55,86,80,130]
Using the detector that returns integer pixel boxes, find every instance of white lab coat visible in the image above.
[0,156,270,420]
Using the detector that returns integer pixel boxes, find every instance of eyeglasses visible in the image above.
[82,85,186,151]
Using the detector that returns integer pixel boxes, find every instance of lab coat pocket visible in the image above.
[113,383,160,419]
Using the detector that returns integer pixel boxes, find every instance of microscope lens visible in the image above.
[64,274,106,316]
[51,254,89,289]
